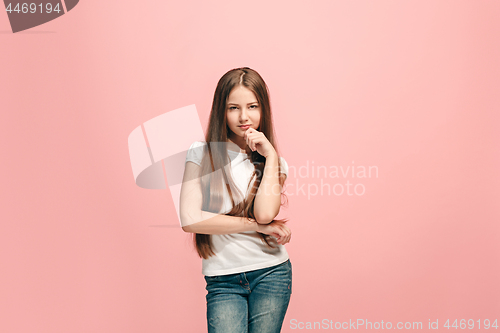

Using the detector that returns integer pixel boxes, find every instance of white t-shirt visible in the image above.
[185,141,290,276]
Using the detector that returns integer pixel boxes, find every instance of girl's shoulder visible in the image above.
[185,141,208,166]
[188,141,207,149]
[278,156,289,176]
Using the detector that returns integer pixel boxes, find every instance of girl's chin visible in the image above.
[231,131,245,137]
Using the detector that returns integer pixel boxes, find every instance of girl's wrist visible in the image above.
[243,217,262,232]
[254,221,265,233]
[264,149,278,159]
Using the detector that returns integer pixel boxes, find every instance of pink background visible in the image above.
[1,0,499,332]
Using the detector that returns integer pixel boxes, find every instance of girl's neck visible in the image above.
[227,136,247,153]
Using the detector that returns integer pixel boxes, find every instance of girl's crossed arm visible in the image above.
[179,161,290,244]
[253,153,284,224]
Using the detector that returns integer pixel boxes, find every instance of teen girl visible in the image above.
[179,67,292,333]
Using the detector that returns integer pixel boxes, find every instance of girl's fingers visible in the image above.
[277,225,291,245]
[283,232,291,244]
[247,136,257,151]
[274,226,286,239]
[245,130,264,151]
[265,221,291,244]
[275,225,291,245]
[280,224,290,235]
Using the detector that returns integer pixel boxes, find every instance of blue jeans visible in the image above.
[204,259,292,333]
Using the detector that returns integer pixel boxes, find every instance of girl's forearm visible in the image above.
[254,153,281,224]
[181,210,261,234]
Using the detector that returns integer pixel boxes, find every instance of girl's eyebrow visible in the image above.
[227,102,259,105]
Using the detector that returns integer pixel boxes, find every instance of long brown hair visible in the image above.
[194,67,289,259]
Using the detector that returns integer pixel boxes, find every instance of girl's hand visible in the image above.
[244,128,276,158]
[257,220,292,245]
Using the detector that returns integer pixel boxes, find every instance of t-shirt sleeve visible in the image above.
[185,141,207,166]
[279,156,289,176]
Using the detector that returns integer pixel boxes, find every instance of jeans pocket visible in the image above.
[278,259,291,274]
[204,275,221,287]
[205,273,237,285]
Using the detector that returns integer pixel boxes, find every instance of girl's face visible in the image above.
[226,85,261,139]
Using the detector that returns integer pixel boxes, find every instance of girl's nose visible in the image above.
[240,108,249,120]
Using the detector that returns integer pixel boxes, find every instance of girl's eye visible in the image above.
[250,105,258,109]
[229,106,238,110]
